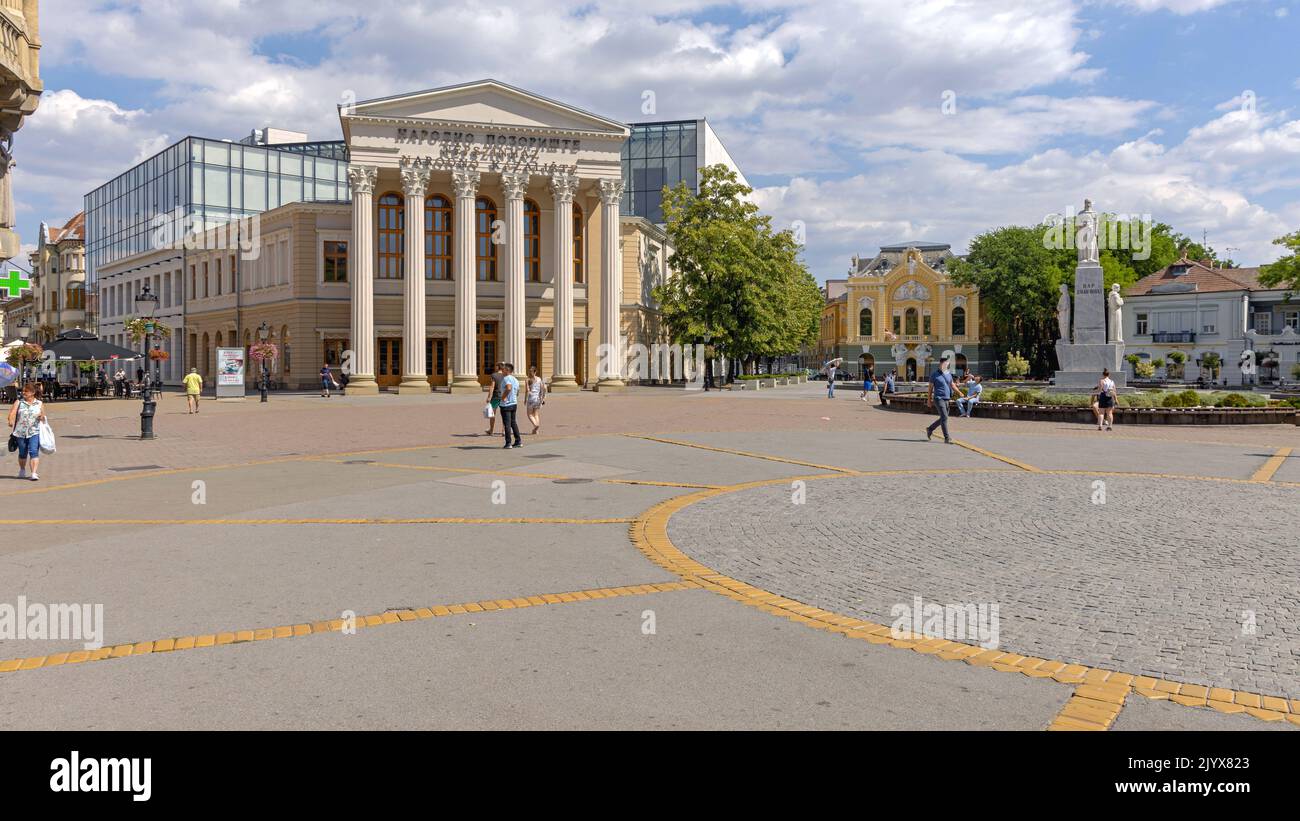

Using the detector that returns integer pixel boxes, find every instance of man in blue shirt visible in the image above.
[498,363,522,449]
[926,355,962,443]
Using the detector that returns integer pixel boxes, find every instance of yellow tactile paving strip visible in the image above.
[1250,446,1293,482]
[0,581,695,675]
[5,431,1298,730]
[628,440,1300,730]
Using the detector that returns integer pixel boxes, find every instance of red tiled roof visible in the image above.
[1125,257,1267,296]
[48,211,85,243]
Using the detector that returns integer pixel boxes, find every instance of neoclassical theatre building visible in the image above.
[341,81,632,394]
[91,80,680,392]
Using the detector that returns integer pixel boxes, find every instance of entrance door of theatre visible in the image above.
[377,337,402,388]
[426,338,448,387]
[476,321,498,386]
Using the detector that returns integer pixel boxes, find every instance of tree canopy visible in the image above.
[654,164,822,373]
[1259,230,1300,292]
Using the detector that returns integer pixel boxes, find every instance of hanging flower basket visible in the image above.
[125,317,172,342]
[249,342,279,363]
[5,343,43,368]
[149,349,170,361]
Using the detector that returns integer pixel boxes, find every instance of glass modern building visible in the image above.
[621,119,748,224]
[84,136,350,292]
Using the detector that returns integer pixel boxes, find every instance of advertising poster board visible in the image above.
[215,347,246,398]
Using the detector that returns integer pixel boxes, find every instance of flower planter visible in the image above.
[881,393,1297,425]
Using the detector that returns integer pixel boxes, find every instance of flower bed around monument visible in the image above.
[882,392,1299,425]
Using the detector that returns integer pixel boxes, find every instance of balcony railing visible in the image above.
[1151,331,1195,343]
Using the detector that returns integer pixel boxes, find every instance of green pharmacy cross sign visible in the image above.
[0,269,31,298]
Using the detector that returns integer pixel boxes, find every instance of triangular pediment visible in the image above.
[346,79,628,136]
[882,248,943,288]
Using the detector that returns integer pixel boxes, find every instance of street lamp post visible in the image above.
[257,321,270,403]
[14,319,31,399]
[135,284,160,440]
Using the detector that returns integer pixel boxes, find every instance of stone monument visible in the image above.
[1052,199,1127,391]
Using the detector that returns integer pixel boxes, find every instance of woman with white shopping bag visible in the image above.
[7,381,48,481]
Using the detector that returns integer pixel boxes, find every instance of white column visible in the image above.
[501,170,529,370]
[399,159,431,394]
[346,164,379,393]
[549,169,579,391]
[449,166,482,394]
[595,177,626,390]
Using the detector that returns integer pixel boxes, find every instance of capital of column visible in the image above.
[451,166,481,200]
[347,164,377,195]
[549,168,579,204]
[501,170,530,202]
[400,158,431,198]
[598,177,625,207]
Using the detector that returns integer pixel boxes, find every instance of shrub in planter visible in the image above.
[1162,392,1192,407]
[1216,392,1249,408]
[1004,352,1030,379]
[1177,389,1201,406]
[1012,389,1037,404]
[984,388,1008,403]
[1134,361,1155,379]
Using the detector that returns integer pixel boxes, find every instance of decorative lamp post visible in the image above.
[257,322,271,402]
[135,284,160,440]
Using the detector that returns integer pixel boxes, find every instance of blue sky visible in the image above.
[13,0,1300,281]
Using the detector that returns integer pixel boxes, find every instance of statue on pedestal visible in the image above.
[1056,283,1071,342]
[1108,284,1124,343]
[1076,198,1099,264]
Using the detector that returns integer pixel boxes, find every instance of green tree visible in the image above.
[655,164,820,382]
[949,226,1063,377]
[1259,231,1300,292]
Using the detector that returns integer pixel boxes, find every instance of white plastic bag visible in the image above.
[38,420,56,454]
[483,402,494,419]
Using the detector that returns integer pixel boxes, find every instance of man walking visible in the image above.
[926,355,961,443]
[498,363,522,449]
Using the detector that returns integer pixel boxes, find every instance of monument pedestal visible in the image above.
[1050,341,1129,392]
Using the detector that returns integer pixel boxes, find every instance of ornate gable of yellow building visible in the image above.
[845,246,978,345]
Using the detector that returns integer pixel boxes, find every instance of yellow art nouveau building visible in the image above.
[819,243,990,380]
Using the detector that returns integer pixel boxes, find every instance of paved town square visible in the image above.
[2,384,1296,731]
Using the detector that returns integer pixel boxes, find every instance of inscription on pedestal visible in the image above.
[1073,264,1105,344]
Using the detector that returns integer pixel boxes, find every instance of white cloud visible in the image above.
[13,0,1297,280]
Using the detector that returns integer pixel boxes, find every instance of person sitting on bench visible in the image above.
[956,375,983,417]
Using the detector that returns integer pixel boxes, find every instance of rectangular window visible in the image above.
[1254,312,1272,335]
[1135,313,1148,335]
[1285,311,1299,331]
[1200,309,1217,335]
[324,241,348,282]
[923,314,932,336]
[892,314,901,335]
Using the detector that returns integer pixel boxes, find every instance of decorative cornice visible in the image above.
[347,164,378,195]
[549,169,579,204]
[598,178,625,206]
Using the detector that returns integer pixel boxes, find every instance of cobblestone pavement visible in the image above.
[669,471,1300,699]
[4,384,1297,729]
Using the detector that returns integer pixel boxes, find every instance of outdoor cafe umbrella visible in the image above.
[44,329,143,363]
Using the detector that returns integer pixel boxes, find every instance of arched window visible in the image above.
[425,194,452,280]
[66,283,86,310]
[476,196,498,281]
[904,308,919,336]
[859,308,873,337]
[952,306,966,337]
[524,199,541,282]
[377,192,404,279]
[573,203,584,283]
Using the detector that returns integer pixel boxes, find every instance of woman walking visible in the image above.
[1092,368,1117,431]
[525,365,546,434]
[485,362,505,436]
[8,382,47,481]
